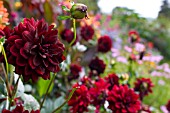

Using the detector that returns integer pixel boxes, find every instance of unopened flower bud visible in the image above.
[70,3,89,19]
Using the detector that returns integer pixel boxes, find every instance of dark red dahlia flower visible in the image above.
[2,18,65,82]
[2,105,40,113]
[166,100,170,112]
[68,84,90,113]
[97,35,112,53]
[105,73,119,90]
[80,76,93,88]
[80,25,94,41]
[134,78,154,100]
[128,30,140,43]
[68,63,82,80]
[89,78,110,110]
[89,57,106,75]
[60,28,78,45]
[107,85,141,113]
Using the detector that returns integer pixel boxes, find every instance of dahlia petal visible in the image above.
[15,39,24,49]
[24,42,33,52]
[33,55,41,66]
[29,56,36,69]
[15,66,23,75]
[48,57,59,65]
[27,21,35,34]
[47,64,60,72]
[20,48,29,59]
[8,55,16,65]
[10,45,19,57]
[43,59,49,67]
[16,55,27,66]
[22,31,33,41]
[8,35,20,43]
[18,23,26,32]
[36,66,45,75]
[25,65,32,75]
[32,73,39,82]
[41,70,50,80]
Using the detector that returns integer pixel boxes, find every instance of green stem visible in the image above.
[51,88,77,113]
[2,46,9,76]
[69,19,76,47]
[40,74,56,110]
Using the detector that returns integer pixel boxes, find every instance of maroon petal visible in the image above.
[10,45,19,57]
[36,66,45,75]
[31,73,39,82]
[28,56,36,69]
[41,70,50,80]
[43,59,49,67]
[47,64,60,72]
[22,31,33,42]
[15,39,24,49]
[33,55,41,66]
[48,57,59,65]
[16,55,27,66]
[20,48,29,59]
[24,42,33,52]
[15,66,23,75]
[24,65,32,75]
[8,35,20,43]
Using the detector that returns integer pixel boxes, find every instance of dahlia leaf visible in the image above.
[61,5,70,12]
[36,73,54,97]
[57,16,71,20]
[43,1,53,23]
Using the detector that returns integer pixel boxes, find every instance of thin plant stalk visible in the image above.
[51,88,77,113]
[69,19,76,47]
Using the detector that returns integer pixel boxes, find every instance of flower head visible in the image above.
[89,78,110,110]
[134,78,154,100]
[166,100,170,112]
[97,35,112,53]
[70,3,89,19]
[107,85,141,113]
[104,73,119,90]
[0,1,9,29]
[68,63,82,80]
[68,84,90,113]
[2,105,40,113]
[128,30,140,43]
[2,18,65,82]
[80,25,94,41]
[89,57,106,75]
[60,28,78,45]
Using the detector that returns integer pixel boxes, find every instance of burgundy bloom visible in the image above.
[80,25,94,41]
[105,73,119,90]
[68,84,90,113]
[97,35,112,53]
[2,105,40,113]
[1,18,65,82]
[60,28,78,45]
[128,30,140,43]
[89,57,106,75]
[134,78,154,100]
[68,63,82,80]
[89,78,110,111]
[166,100,170,112]
[107,85,141,113]
[80,76,93,88]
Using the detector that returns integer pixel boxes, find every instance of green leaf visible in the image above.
[43,1,53,23]
[57,16,71,20]
[36,73,54,97]
[61,5,70,12]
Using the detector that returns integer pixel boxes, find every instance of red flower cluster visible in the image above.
[166,100,170,112]
[1,18,65,82]
[2,105,40,113]
[105,73,119,90]
[68,84,91,113]
[80,25,94,41]
[89,78,110,109]
[68,63,82,80]
[134,78,154,100]
[60,28,78,45]
[128,30,140,43]
[89,57,106,75]
[97,35,112,53]
[107,85,141,113]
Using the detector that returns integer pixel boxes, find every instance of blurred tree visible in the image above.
[158,0,170,18]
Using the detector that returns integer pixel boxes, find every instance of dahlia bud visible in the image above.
[70,3,89,19]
